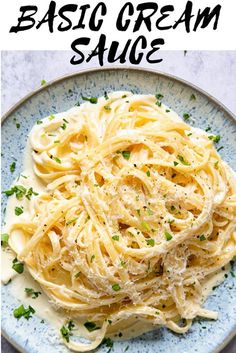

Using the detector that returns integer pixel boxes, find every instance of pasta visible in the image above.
[7,92,236,351]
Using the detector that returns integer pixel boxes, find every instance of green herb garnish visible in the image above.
[49,114,55,120]
[199,234,206,241]
[164,231,173,241]
[3,185,26,199]
[177,155,190,166]
[146,238,155,247]
[102,337,114,349]
[104,92,109,100]
[40,79,46,86]
[12,258,24,273]
[104,105,111,111]
[66,218,78,225]
[112,235,119,241]
[25,288,41,299]
[146,170,151,177]
[60,320,75,342]
[1,233,9,248]
[75,272,81,278]
[82,96,98,104]
[84,321,100,332]
[155,93,164,100]
[60,122,67,130]
[10,162,16,173]
[36,120,43,125]
[15,206,23,216]
[26,187,38,200]
[208,135,221,143]
[121,151,130,160]
[173,161,179,166]
[183,113,190,121]
[13,304,35,320]
[112,283,121,291]
[53,156,61,164]
[190,94,196,101]
[141,221,151,232]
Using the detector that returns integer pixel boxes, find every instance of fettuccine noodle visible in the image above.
[7,92,236,351]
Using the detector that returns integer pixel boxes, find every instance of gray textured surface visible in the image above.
[1,51,236,353]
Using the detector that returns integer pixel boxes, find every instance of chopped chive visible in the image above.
[205,126,211,132]
[146,170,150,177]
[10,162,16,173]
[208,135,221,143]
[12,258,24,273]
[91,254,95,262]
[217,146,224,152]
[136,209,141,216]
[164,231,172,241]
[25,288,41,299]
[199,234,206,241]
[66,217,78,225]
[167,219,174,224]
[146,238,155,247]
[190,93,196,101]
[173,161,179,166]
[13,304,35,320]
[40,79,46,86]
[36,120,43,125]
[121,151,131,160]
[141,221,151,232]
[104,92,109,100]
[112,283,121,291]
[166,109,170,113]
[53,156,61,164]
[84,321,100,332]
[60,122,67,130]
[120,260,126,267]
[82,96,98,104]
[49,114,55,120]
[104,105,111,111]
[155,93,164,100]
[16,123,20,129]
[1,233,9,248]
[15,206,23,216]
[102,337,113,349]
[26,187,38,200]
[177,155,190,166]
[54,140,60,144]
[75,272,81,278]
[183,113,190,121]
[112,235,119,241]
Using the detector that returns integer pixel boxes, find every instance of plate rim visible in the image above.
[1,65,236,353]
[1,66,236,122]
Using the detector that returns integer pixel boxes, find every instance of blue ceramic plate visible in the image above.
[1,68,236,353]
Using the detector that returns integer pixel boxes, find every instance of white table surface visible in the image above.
[1,50,236,353]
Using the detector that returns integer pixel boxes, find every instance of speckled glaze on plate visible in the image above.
[1,67,236,353]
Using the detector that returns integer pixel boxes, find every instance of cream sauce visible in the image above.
[1,105,234,347]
